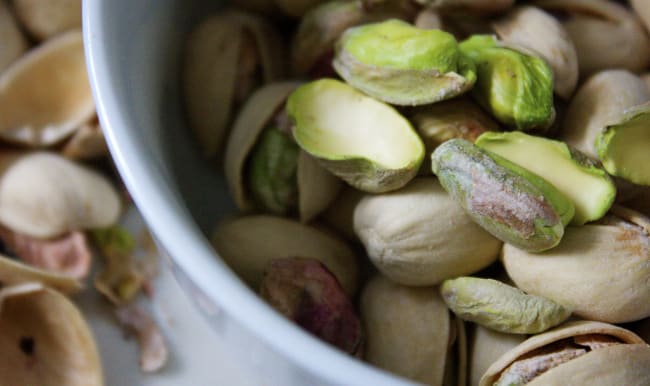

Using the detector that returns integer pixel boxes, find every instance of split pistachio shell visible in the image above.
[211,215,358,295]
[360,274,452,385]
[492,6,578,99]
[481,321,650,386]
[441,277,571,334]
[353,178,501,286]
[469,325,526,386]
[415,0,514,13]
[333,20,476,106]
[534,0,650,75]
[288,79,424,193]
[0,1,28,73]
[0,152,122,239]
[0,284,103,386]
[12,0,81,40]
[0,30,94,146]
[0,253,81,294]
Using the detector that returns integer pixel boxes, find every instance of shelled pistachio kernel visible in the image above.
[333,19,476,106]
[287,78,424,193]
[431,139,574,252]
[476,131,615,225]
[459,34,554,131]
[441,276,571,334]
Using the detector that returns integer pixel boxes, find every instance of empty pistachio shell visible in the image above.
[0,1,28,73]
[431,139,574,252]
[459,35,555,131]
[0,30,94,146]
[212,215,358,295]
[0,152,122,239]
[0,284,102,386]
[333,20,476,106]
[415,0,514,13]
[288,79,424,193]
[12,0,80,40]
[0,253,81,294]
[534,0,650,75]
[469,325,526,386]
[354,178,501,285]
[441,277,571,334]
[493,6,578,99]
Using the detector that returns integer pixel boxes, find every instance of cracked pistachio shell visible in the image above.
[333,20,476,106]
[183,10,284,157]
[503,208,650,323]
[0,253,81,294]
[493,6,578,99]
[0,283,102,385]
[0,30,94,147]
[353,178,501,286]
[415,0,514,13]
[441,277,571,334]
[460,35,555,131]
[288,79,424,193]
[0,1,28,73]
[534,0,650,75]
[211,215,358,295]
[0,152,122,239]
[360,274,453,385]
[431,139,574,252]
[469,325,526,386]
[481,321,650,386]
[13,0,80,41]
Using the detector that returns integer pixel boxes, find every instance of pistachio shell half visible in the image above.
[0,1,28,73]
[0,30,94,146]
[469,325,526,386]
[12,0,81,40]
[0,253,81,294]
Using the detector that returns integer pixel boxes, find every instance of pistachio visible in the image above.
[322,186,364,241]
[632,0,650,34]
[475,131,615,225]
[354,178,501,285]
[333,19,476,106]
[13,0,81,41]
[441,277,571,334]
[0,30,94,146]
[492,6,578,99]
[415,0,514,13]
[469,325,526,386]
[0,1,28,73]
[287,79,424,193]
[414,8,443,30]
[459,35,555,131]
[431,139,574,252]
[260,257,363,355]
[61,118,109,160]
[211,215,358,295]
[0,253,81,294]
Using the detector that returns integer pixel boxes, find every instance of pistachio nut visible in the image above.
[211,215,358,295]
[481,321,650,386]
[183,10,284,157]
[274,0,325,18]
[287,79,424,193]
[12,0,81,40]
[469,325,526,386]
[459,35,555,131]
[353,178,501,286]
[259,257,363,355]
[492,6,578,99]
[0,253,81,294]
[333,20,477,106]
[0,30,94,147]
[475,131,616,225]
[431,139,574,252]
[61,118,109,160]
[441,276,571,334]
[534,0,650,75]
[0,152,122,239]
[0,1,28,73]
[415,0,514,13]
[503,208,650,323]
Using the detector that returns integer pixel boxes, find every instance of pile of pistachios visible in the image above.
[189,0,650,384]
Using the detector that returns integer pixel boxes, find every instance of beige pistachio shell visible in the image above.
[469,325,526,386]
[211,215,358,295]
[0,1,28,73]
[62,118,109,160]
[0,253,81,294]
[632,0,650,34]
[493,6,578,99]
[361,274,451,386]
[534,0,650,75]
[354,178,502,286]
[0,284,103,386]
[296,151,341,223]
[562,69,650,159]
[0,30,94,146]
[12,0,81,40]
[0,152,122,239]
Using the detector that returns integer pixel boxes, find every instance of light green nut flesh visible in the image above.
[440,277,571,334]
[431,139,574,252]
[247,126,300,215]
[459,35,554,131]
[476,131,616,225]
[333,19,476,106]
[597,102,650,186]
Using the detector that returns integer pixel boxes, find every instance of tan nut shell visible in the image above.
[0,152,122,239]
[0,1,28,73]
[480,320,650,386]
[469,325,525,386]
[62,118,109,160]
[631,0,650,33]
[211,215,358,295]
[354,178,502,286]
[13,0,81,41]
[0,30,94,146]
[493,6,579,99]
[0,253,81,294]
[0,283,103,385]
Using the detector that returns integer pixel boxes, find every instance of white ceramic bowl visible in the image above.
[83,1,416,385]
